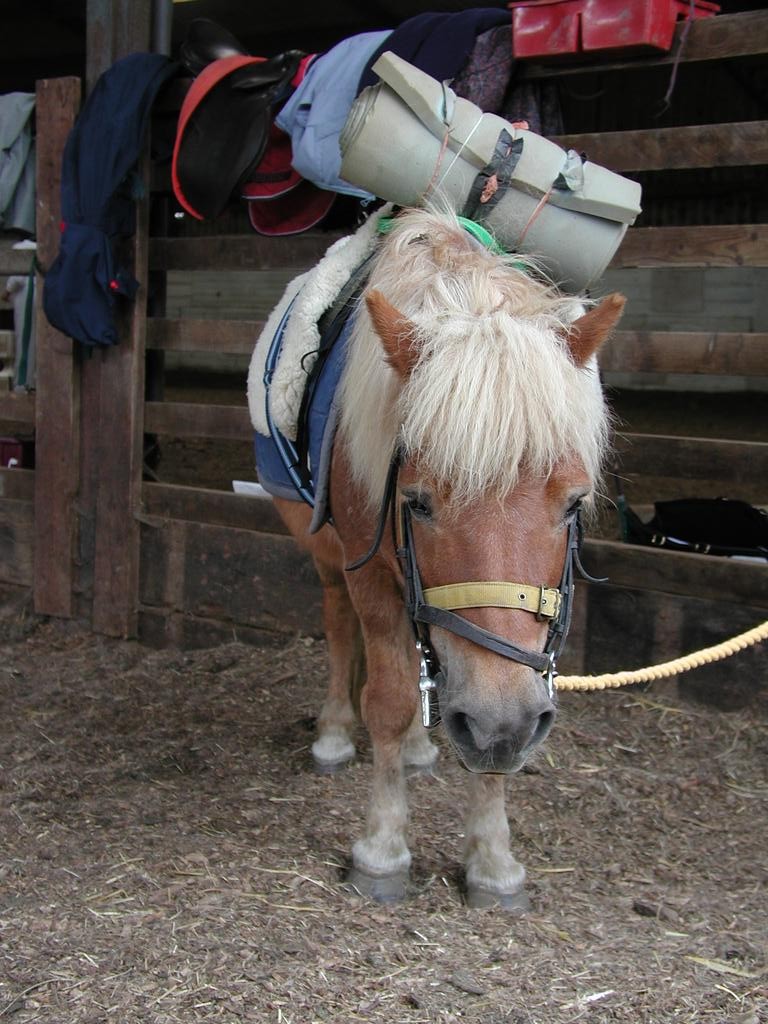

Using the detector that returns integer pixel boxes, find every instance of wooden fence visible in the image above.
[0,10,766,689]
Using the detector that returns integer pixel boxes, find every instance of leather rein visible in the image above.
[347,447,600,727]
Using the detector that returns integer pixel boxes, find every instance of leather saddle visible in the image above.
[180,18,251,74]
[173,19,305,219]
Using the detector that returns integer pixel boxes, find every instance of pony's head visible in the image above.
[339,208,624,773]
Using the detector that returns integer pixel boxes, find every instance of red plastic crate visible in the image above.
[509,0,720,59]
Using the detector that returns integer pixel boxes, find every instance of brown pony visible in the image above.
[272,207,624,908]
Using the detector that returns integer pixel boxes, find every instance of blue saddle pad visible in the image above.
[254,311,355,529]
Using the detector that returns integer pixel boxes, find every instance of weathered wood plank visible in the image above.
[0,467,34,501]
[611,225,768,269]
[86,0,152,91]
[81,1,153,635]
[554,121,768,173]
[601,331,768,376]
[146,317,263,354]
[137,607,297,649]
[91,155,150,638]
[149,226,768,274]
[0,391,35,425]
[0,239,34,275]
[33,76,81,619]
[582,538,768,607]
[583,584,766,708]
[142,482,286,535]
[139,518,323,635]
[149,233,342,272]
[154,226,768,274]
[144,401,252,440]
[0,498,33,587]
[615,434,768,483]
[521,10,768,78]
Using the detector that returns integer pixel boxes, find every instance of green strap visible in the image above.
[423,581,562,619]
[455,217,504,254]
[378,213,504,254]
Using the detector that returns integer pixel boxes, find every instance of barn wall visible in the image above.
[161,265,768,387]
[599,266,768,391]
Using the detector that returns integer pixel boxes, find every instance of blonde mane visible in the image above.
[338,207,609,506]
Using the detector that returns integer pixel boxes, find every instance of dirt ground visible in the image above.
[1,594,766,1024]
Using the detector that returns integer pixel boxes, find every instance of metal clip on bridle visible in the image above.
[416,639,440,728]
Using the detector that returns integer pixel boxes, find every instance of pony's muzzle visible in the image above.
[442,694,556,773]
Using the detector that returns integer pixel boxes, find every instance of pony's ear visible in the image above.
[567,293,626,367]
[365,289,420,379]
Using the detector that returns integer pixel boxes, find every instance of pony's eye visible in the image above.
[565,496,586,522]
[405,494,433,521]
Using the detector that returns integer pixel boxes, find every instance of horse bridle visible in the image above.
[347,447,600,728]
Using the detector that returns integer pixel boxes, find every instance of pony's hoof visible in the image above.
[344,866,410,904]
[311,737,355,774]
[312,754,355,775]
[465,885,531,914]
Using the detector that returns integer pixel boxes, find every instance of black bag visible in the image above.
[620,496,768,560]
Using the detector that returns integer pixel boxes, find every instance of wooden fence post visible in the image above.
[90,175,150,637]
[78,0,152,636]
[33,77,82,618]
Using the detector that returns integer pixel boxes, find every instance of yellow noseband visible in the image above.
[422,582,562,619]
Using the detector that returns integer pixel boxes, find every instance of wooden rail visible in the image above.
[147,325,768,373]
[144,401,251,440]
[0,496,33,587]
[612,225,768,269]
[142,402,768,485]
[146,317,262,354]
[582,539,768,608]
[142,481,286,535]
[148,225,768,274]
[154,320,767,386]
[139,516,324,639]
[602,331,768,377]
[0,391,35,424]
[0,467,34,501]
[615,434,768,483]
[554,121,768,173]
[138,477,767,611]
[149,233,341,272]
[0,240,35,275]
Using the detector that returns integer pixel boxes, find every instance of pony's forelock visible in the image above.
[338,208,609,506]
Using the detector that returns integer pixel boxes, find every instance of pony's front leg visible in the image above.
[311,563,363,772]
[272,499,362,773]
[463,774,530,912]
[402,705,440,772]
[346,635,417,903]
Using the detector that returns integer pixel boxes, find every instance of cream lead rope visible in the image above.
[556,619,768,692]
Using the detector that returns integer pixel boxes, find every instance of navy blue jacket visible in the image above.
[358,9,511,92]
[43,53,179,347]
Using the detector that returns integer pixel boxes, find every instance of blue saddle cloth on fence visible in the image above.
[254,310,355,531]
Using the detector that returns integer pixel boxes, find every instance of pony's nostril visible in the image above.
[447,710,477,749]
[532,708,555,746]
